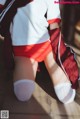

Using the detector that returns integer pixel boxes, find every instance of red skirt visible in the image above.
[13,41,52,62]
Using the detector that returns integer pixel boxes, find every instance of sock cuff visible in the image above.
[14,79,35,86]
[54,82,71,90]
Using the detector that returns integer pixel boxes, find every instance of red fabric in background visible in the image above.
[49,28,79,89]
[0,4,3,8]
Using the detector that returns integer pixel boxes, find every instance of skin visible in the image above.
[13,22,70,87]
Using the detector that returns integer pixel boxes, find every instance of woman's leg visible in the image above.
[13,56,38,102]
[44,51,76,104]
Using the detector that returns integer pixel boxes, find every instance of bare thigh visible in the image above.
[13,56,38,82]
[44,51,70,86]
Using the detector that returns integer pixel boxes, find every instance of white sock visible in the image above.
[54,82,76,104]
[13,79,35,102]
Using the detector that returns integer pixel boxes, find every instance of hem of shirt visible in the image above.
[48,18,61,24]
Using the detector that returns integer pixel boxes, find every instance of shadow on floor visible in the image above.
[36,62,58,100]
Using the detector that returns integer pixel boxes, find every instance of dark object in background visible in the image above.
[74,21,80,49]
[62,2,80,46]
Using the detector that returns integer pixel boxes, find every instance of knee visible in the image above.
[13,79,35,102]
[54,82,76,104]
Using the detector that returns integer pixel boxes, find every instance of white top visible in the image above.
[0,0,61,46]
[0,0,6,5]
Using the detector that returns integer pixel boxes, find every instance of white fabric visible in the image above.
[78,77,80,80]
[0,0,6,5]
[54,82,76,104]
[13,79,35,101]
[10,0,61,46]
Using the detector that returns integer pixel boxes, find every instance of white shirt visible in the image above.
[0,0,6,5]
[0,0,61,45]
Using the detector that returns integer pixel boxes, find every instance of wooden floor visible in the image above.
[0,41,80,119]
